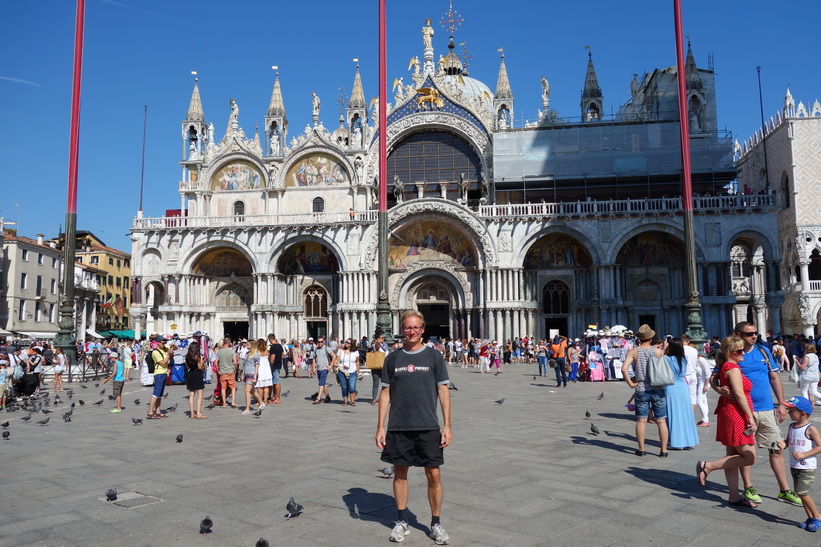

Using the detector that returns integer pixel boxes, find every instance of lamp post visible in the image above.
[374,0,394,344]
[54,0,86,378]
[673,0,707,350]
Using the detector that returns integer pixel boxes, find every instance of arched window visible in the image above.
[233,201,245,219]
[304,285,328,318]
[312,197,325,213]
[543,281,569,314]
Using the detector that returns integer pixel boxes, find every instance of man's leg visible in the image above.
[425,466,443,518]
[394,465,410,512]
[635,418,647,451]
[770,450,791,491]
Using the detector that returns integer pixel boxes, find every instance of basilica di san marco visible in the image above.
[128,16,780,344]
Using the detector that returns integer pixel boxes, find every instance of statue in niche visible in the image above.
[208,122,215,148]
[630,74,639,99]
[393,174,404,202]
[480,173,490,200]
[438,55,445,73]
[188,140,199,160]
[270,131,281,156]
[422,18,434,50]
[541,76,550,109]
[458,172,469,203]
[352,124,362,147]
[354,155,364,182]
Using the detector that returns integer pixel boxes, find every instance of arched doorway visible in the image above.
[304,284,329,340]
[543,280,570,336]
[192,247,254,338]
[412,281,452,341]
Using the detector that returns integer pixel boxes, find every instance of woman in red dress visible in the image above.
[695,336,758,507]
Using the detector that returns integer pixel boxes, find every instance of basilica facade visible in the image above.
[129,20,782,343]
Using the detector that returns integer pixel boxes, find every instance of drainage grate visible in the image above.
[100,491,165,508]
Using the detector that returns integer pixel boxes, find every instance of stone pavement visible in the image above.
[1,364,816,546]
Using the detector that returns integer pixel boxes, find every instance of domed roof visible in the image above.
[442,73,493,111]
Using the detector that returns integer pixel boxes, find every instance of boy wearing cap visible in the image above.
[778,396,821,531]
[102,352,125,413]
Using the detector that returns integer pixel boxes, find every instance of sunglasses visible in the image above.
[731,349,744,355]
[739,331,758,337]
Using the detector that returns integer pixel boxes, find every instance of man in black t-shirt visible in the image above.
[375,310,451,545]
[267,333,284,404]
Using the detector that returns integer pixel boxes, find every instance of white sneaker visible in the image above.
[429,523,450,545]
[389,521,410,542]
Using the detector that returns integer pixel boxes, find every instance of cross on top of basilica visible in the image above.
[440,1,463,35]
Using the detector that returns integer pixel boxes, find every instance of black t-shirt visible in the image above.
[42,349,54,365]
[380,346,449,431]
[269,343,284,371]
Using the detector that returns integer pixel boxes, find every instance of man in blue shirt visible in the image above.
[712,321,801,506]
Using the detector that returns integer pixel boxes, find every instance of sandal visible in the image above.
[146,415,158,420]
[312,400,321,405]
[341,401,348,407]
[696,461,708,487]
[351,402,356,406]
[197,414,208,419]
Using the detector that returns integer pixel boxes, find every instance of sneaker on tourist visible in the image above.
[109,408,122,413]
[804,518,821,532]
[777,489,803,506]
[429,523,450,545]
[742,486,762,503]
[389,521,410,542]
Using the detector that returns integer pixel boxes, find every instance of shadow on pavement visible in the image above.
[625,467,797,526]
[570,434,635,455]
[343,487,425,532]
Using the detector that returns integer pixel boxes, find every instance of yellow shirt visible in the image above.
[152,348,169,375]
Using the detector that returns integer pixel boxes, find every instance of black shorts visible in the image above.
[381,429,444,468]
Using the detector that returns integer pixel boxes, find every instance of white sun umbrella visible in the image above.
[610,325,628,334]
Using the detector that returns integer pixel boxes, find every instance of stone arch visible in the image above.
[279,146,353,188]
[190,247,254,278]
[722,228,777,263]
[141,248,163,277]
[180,239,258,275]
[364,112,493,188]
[363,199,496,270]
[143,279,166,308]
[607,222,705,264]
[268,235,346,274]
[517,227,598,268]
[395,266,468,310]
[201,153,267,191]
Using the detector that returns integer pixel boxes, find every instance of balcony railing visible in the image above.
[133,210,379,230]
[810,281,821,292]
[132,194,778,231]
[478,194,778,220]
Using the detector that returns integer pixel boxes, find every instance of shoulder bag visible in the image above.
[647,352,675,387]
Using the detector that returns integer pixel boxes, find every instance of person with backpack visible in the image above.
[147,337,172,419]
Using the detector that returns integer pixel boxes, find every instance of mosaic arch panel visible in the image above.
[215,284,250,308]
[616,232,685,267]
[388,221,477,269]
[524,235,592,269]
[285,153,349,187]
[278,242,339,275]
[193,248,253,277]
[211,161,263,191]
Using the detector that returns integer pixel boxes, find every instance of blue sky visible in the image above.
[1,0,819,253]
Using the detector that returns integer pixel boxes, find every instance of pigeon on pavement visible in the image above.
[37,417,50,426]
[256,539,270,547]
[134,399,141,406]
[597,392,604,400]
[78,400,85,406]
[80,385,87,389]
[199,516,213,534]
[131,418,143,426]
[379,466,395,478]
[494,398,505,405]
[105,488,117,502]
[42,409,52,415]
[590,423,600,435]
[99,389,106,395]
[449,382,458,391]
[176,434,184,443]
[93,400,103,406]
[281,390,290,398]
[2,431,8,440]
[1,421,8,428]
[253,409,263,417]
[285,496,303,518]
[585,410,591,419]
[21,414,32,422]
[94,383,99,387]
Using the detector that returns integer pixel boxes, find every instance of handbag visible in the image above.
[648,354,675,387]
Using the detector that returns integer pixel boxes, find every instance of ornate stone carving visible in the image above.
[363,200,497,269]
[168,240,179,263]
[498,232,512,252]
[799,293,813,323]
[390,260,474,308]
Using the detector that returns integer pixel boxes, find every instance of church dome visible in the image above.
[440,36,493,111]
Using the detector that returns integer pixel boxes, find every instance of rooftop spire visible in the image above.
[349,64,365,109]
[685,41,703,91]
[494,52,512,99]
[582,48,602,100]
[186,77,204,121]
[267,70,286,117]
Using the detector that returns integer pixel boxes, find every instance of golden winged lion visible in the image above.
[416,87,444,111]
